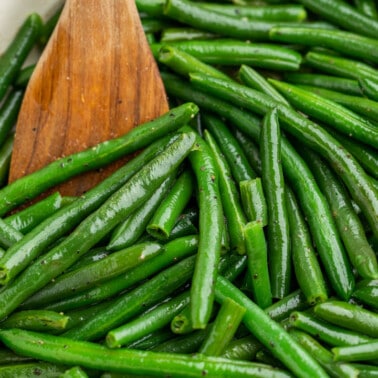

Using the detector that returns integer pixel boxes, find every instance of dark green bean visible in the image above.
[221,335,262,361]
[333,341,378,362]
[285,187,328,305]
[203,128,247,254]
[296,0,378,38]
[0,90,23,147]
[106,291,190,349]
[352,279,378,309]
[108,176,175,250]
[0,328,295,378]
[0,348,32,364]
[289,310,374,347]
[0,133,181,286]
[284,73,362,96]
[289,329,360,378]
[0,133,13,187]
[0,132,195,320]
[147,170,194,240]
[314,300,378,338]
[260,108,291,299]
[41,235,198,312]
[0,102,198,215]
[215,276,328,378]
[152,39,302,71]
[126,328,174,351]
[0,14,42,102]
[301,149,378,280]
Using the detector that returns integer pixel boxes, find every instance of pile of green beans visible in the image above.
[0,0,377,377]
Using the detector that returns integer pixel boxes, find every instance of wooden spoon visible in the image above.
[9,0,168,197]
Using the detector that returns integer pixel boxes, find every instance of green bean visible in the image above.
[244,221,272,308]
[160,27,218,42]
[0,13,42,102]
[355,0,378,19]
[41,235,198,312]
[285,187,328,305]
[194,3,307,22]
[152,39,302,71]
[199,297,246,356]
[0,132,195,320]
[238,65,289,105]
[0,90,23,148]
[0,133,180,286]
[296,84,378,123]
[158,45,229,80]
[351,364,378,378]
[0,310,69,333]
[289,329,360,378]
[147,171,194,240]
[62,255,195,342]
[203,128,247,254]
[61,366,89,378]
[314,300,378,338]
[0,133,13,188]
[215,276,328,378]
[0,102,198,215]
[239,178,268,225]
[359,77,378,102]
[0,362,67,378]
[170,304,196,335]
[23,241,164,308]
[185,129,223,329]
[301,149,378,280]
[0,218,23,249]
[289,310,374,347]
[305,51,378,81]
[127,328,174,351]
[106,291,190,348]
[352,279,378,309]
[260,108,291,299]
[189,73,378,245]
[203,114,256,182]
[4,192,64,234]
[296,0,378,38]
[0,348,32,364]
[333,341,378,363]
[165,209,198,241]
[166,73,356,299]
[135,0,165,16]
[284,73,362,96]
[221,335,262,361]
[0,329,295,378]
[108,176,175,250]
[269,79,378,149]
[270,26,378,63]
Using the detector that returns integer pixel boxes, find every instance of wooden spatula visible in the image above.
[9,0,168,197]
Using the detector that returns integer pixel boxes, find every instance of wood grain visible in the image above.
[9,0,168,196]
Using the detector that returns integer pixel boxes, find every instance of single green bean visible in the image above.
[269,79,378,148]
[106,291,190,348]
[108,176,175,250]
[289,310,374,347]
[204,128,247,254]
[0,102,198,215]
[239,178,268,225]
[352,279,378,309]
[135,0,165,16]
[0,133,13,187]
[284,73,362,96]
[160,27,218,42]
[147,170,194,240]
[0,218,23,249]
[305,51,378,81]
[333,341,378,362]
[221,335,262,361]
[0,90,23,147]
[215,276,328,378]
[244,221,272,308]
[41,235,198,312]
[285,187,328,305]
[270,26,378,63]
[260,108,291,299]
[0,13,42,101]
[0,310,69,333]
[23,241,164,308]
[186,128,223,329]
[199,297,246,356]
[0,132,195,319]
[0,133,180,286]
[296,0,378,38]
[0,328,294,378]
[314,300,378,338]
[289,329,360,378]
[152,39,302,71]
[126,328,174,351]
[359,77,378,102]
